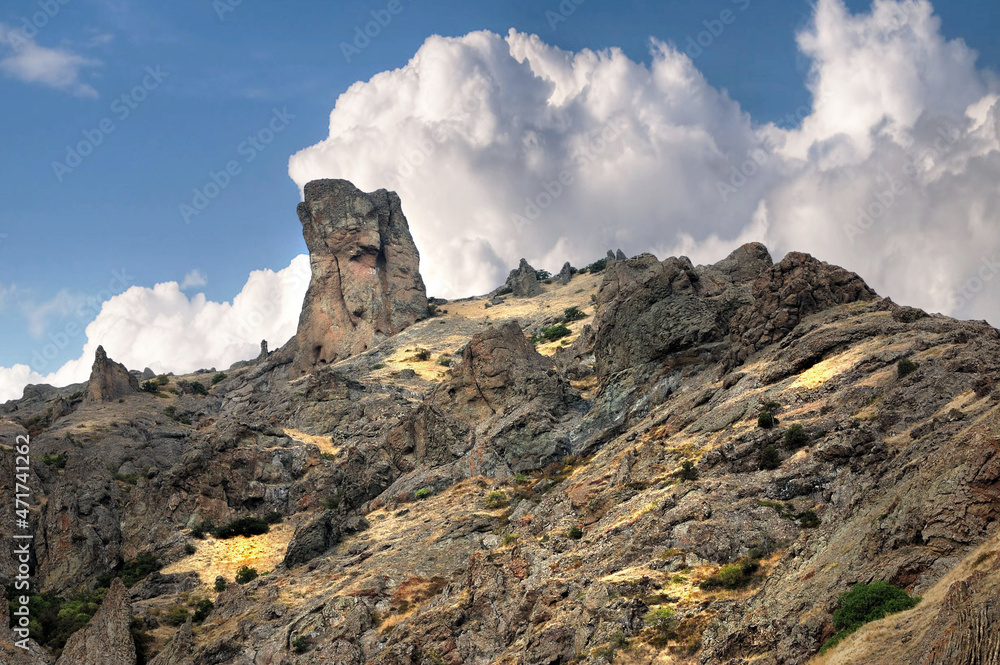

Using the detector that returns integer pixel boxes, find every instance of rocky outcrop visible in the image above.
[290,179,428,378]
[55,578,135,665]
[85,346,140,402]
[148,621,194,665]
[504,258,542,297]
[258,339,268,361]
[557,261,574,285]
[284,510,341,568]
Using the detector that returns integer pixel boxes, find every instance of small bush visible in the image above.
[184,543,197,555]
[757,412,777,429]
[897,358,919,378]
[235,566,258,585]
[178,416,192,426]
[117,553,162,587]
[437,355,452,367]
[214,576,228,592]
[821,582,920,653]
[644,606,678,634]
[211,372,227,385]
[513,472,529,484]
[189,381,209,396]
[263,511,284,525]
[292,636,311,654]
[699,558,760,590]
[213,516,270,539]
[164,606,190,626]
[502,533,518,546]
[324,493,342,510]
[680,460,699,482]
[563,306,586,323]
[484,490,508,509]
[41,453,68,469]
[190,523,211,540]
[427,302,439,317]
[410,348,431,362]
[415,487,433,500]
[759,445,781,470]
[583,258,608,273]
[371,362,387,370]
[796,510,821,528]
[567,525,584,540]
[192,598,214,623]
[531,323,572,344]
[783,424,809,448]
[535,269,552,281]
[163,406,177,420]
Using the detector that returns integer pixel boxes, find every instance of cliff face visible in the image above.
[86,346,140,403]
[3,186,999,665]
[290,179,427,378]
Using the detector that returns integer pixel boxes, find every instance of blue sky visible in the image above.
[0,0,998,390]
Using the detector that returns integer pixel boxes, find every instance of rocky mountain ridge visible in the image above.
[1,180,998,665]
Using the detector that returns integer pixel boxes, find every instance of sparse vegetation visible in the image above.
[535,269,552,281]
[141,375,170,394]
[484,490,508,509]
[184,543,197,555]
[759,445,781,470]
[165,606,190,626]
[757,412,777,429]
[644,606,678,638]
[513,472,529,484]
[409,348,431,362]
[235,566,258,585]
[568,524,584,540]
[531,323,572,344]
[437,354,452,367]
[783,424,809,448]
[680,460,699,481]
[213,516,270,539]
[292,636,312,653]
[502,533,518,546]
[211,372,227,385]
[263,511,284,525]
[415,487,434,500]
[214,576,228,592]
[897,358,919,378]
[582,258,608,274]
[563,306,586,323]
[699,557,760,590]
[820,582,921,653]
[192,598,214,623]
[189,381,209,396]
[324,492,342,510]
[41,452,67,469]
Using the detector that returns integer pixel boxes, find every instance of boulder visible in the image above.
[290,179,428,378]
[86,346,140,403]
[557,261,573,285]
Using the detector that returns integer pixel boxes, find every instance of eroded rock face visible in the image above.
[505,258,542,297]
[55,578,135,665]
[148,621,194,665]
[86,346,140,403]
[290,179,427,377]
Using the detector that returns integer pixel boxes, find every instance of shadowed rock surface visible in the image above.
[54,578,135,665]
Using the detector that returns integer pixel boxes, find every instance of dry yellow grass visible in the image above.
[283,428,339,456]
[162,521,298,587]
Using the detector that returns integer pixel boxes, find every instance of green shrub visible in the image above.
[106,552,162,588]
[371,362,387,370]
[214,576,228,592]
[189,381,209,396]
[192,598,214,623]
[513,472,529,484]
[502,533,518,546]
[644,606,678,635]
[409,348,431,362]
[292,636,312,654]
[164,606,190,626]
[235,566,258,585]
[484,490,508,509]
[567,525,584,540]
[190,522,212,540]
[783,424,809,448]
[262,511,283,525]
[563,306,586,323]
[680,460,699,482]
[41,453,67,469]
[757,412,777,429]
[583,258,608,273]
[535,270,552,280]
[415,487,434,500]
[211,372,227,385]
[213,516,270,539]
[184,543,197,555]
[531,323,572,344]
[324,493,342,510]
[897,358,919,378]
[437,355,452,367]
[821,582,920,653]
[796,510,821,528]
[178,416,192,426]
[163,406,177,419]
[699,558,759,590]
[759,445,781,470]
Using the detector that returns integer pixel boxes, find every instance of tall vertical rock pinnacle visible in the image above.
[85,345,140,402]
[290,179,428,377]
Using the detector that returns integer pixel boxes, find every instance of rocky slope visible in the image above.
[2,181,998,665]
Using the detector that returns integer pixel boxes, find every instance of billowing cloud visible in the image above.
[0,23,101,98]
[0,256,309,403]
[180,269,208,290]
[289,0,1000,324]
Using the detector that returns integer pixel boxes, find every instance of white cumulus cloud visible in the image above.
[0,256,309,403]
[0,23,101,98]
[289,0,1000,325]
